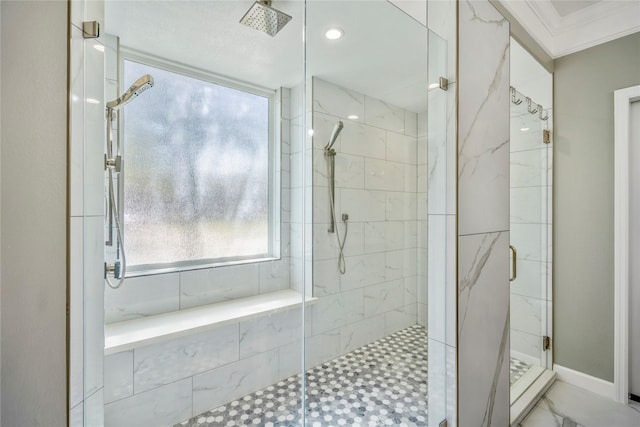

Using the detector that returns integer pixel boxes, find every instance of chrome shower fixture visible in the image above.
[240,0,292,37]
[324,121,343,152]
[106,74,154,111]
[104,73,154,290]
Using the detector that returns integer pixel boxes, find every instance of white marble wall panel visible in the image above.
[278,339,303,379]
[365,96,405,133]
[510,148,549,188]
[310,289,365,335]
[386,192,418,221]
[340,189,386,222]
[133,324,239,393]
[339,253,386,291]
[456,1,511,425]
[70,403,83,427]
[313,78,364,122]
[104,351,133,404]
[84,388,104,427]
[85,216,105,399]
[457,3,510,236]
[105,273,180,324]
[259,259,290,294]
[313,259,341,296]
[511,186,547,224]
[305,330,342,367]
[364,280,404,317]
[104,378,192,427]
[510,260,549,300]
[179,264,260,309]
[510,223,549,262]
[192,349,279,415]
[340,120,387,159]
[340,315,386,354]
[458,231,510,426]
[365,158,407,191]
[510,294,545,337]
[511,329,543,366]
[312,222,365,260]
[386,304,418,335]
[387,131,418,164]
[239,308,301,358]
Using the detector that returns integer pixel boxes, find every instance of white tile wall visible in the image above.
[238,307,302,358]
[104,351,133,404]
[192,349,279,415]
[105,273,180,323]
[104,378,192,427]
[133,324,239,393]
[179,265,260,309]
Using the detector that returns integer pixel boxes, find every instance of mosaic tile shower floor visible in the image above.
[178,325,428,427]
[177,325,532,427]
[510,357,531,385]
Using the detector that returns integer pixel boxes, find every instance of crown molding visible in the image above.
[497,0,640,58]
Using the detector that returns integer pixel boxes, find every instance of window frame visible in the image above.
[118,48,281,277]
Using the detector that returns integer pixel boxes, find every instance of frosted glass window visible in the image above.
[122,59,272,270]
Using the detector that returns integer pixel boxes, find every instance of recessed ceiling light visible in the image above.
[347,115,359,120]
[325,27,344,40]
[520,127,530,132]
[86,98,100,104]
[93,44,105,52]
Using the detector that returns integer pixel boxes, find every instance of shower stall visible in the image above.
[69,0,458,426]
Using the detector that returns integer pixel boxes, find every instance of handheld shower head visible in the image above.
[106,74,154,111]
[325,121,344,151]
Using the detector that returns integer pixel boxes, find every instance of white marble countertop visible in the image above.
[105,290,316,355]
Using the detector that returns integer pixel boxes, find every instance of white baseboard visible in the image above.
[553,364,616,400]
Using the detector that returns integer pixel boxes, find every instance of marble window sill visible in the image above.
[105,289,316,355]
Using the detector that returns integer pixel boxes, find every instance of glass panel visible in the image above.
[96,1,306,426]
[122,59,270,268]
[305,1,430,425]
[509,87,552,401]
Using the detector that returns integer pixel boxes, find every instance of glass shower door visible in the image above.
[509,87,553,402]
[303,1,432,425]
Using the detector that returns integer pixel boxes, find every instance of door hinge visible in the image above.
[543,335,551,351]
[439,76,449,92]
[543,129,551,144]
[82,21,100,39]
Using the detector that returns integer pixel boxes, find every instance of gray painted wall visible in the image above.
[1,1,68,425]
[554,32,640,382]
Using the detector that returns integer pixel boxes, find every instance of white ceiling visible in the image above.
[105,1,428,113]
[498,0,640,58]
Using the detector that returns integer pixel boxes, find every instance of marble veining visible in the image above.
[458,232,502,335]
[521,381,640,427]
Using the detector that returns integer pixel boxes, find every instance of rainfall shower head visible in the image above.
[240,0,292,37]
[106,74,154,111]
[325,121,344,152]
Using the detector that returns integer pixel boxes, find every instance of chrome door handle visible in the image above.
[510,245,517,282]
